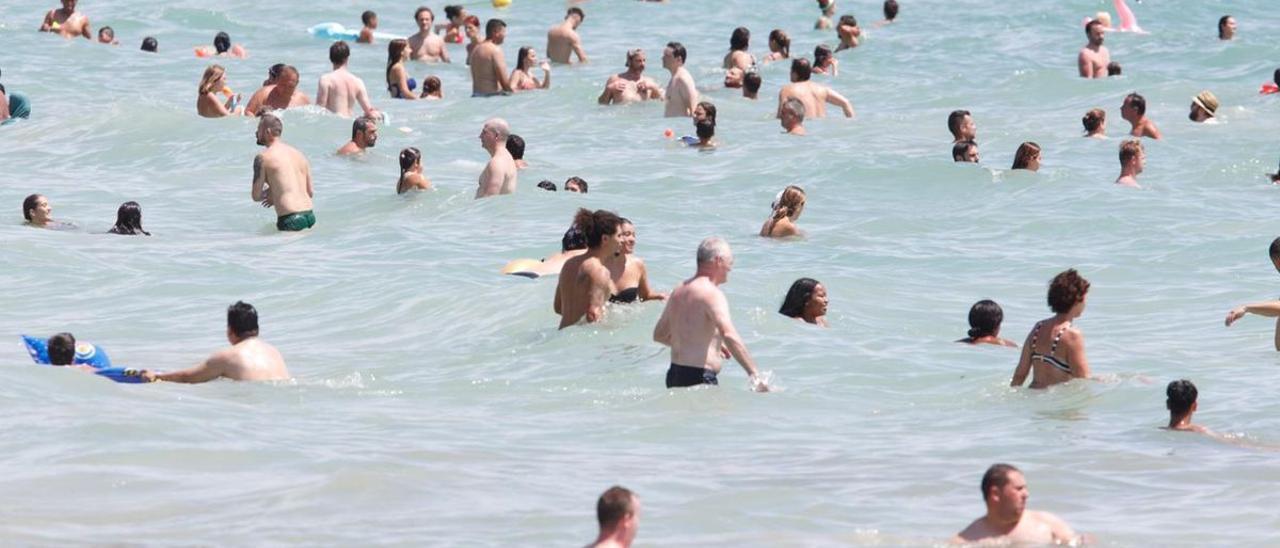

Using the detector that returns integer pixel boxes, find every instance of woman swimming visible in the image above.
[763,29,790,63]
[813,44,839,77]
[957,300,1016,346]
[1010,269,1093,389]
[420,76,444,100]
[779,278,829,327]
[1082,108,1106,138]
[386,39,419,100]
[107,201,150,235]
[510,46,551,92]
[760,185,806,238]
[22,194,55,228]
[196,64,242,118]
[607,218,666,304]
[397,147,432,194]
[722,27,756,88]
[1011,142,1041,172]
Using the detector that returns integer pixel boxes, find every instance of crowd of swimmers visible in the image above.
[13,0,1280,544]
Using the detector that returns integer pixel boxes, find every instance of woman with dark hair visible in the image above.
[763,29,790,63]
[108,201,150,235]
[779,278,828,326]
[1011,269,1093,388]
[1011,142,1042,171]
[510,46,551,91]
[607,218,666,304]
[396,147,431,194]
[386,39,419,100]
[722,27,755,88]
[813,44,839,76]
[1218,15,1235,41]
[957,300,1016,346]
[554,208,624,328]
[22,193,55,228]
[1082,108,1106,138]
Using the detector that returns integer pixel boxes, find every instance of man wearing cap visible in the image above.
[1189,90,1219,123]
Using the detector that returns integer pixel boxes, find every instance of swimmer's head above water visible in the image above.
[22,193,52,226]
[779,277,828,324]
[226,301,260,342]
[1047,269,1090,316]
[572,208,623,252]
[141,36,158,52]
[952,140,979,163]
[966,300,1004,340]
[110,201,150,236]
[565,177,587,193]
[790,58,813,83]
[214,32,232,55]
[1166,379,1198,420]
[883,0,899,22]
[729,27,750,52]
[47,332,76,366]
[948,109,975,142]
[1267,237,1280,271]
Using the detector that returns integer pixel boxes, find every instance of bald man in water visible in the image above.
[476,118,518,198]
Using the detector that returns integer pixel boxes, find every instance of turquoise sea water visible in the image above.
[3,0,1280,545]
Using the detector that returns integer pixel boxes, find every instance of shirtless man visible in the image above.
[777,58,854,119]
[408,7,450,63]
[1078,20,1110,79]
[554,209,623,329]
[1121,92,1162,139]
[475,118,518,198]
[780,97,806,135]
[953,464,1081,545]
[834,15,861,52]
[815,0,836,30]
[662,42,698,117]
[141,302,290,383]
[947,109,976,143]
[546,7,588,64]
[1166,379,1208,433]
[1225,237,1280,350]
[598,49,663,105]
[40,0,92,39]
[1115,139,1144,188]
[244,66,311,116]
[653,237,768,391]
[336,117,378,156]
[470,19,512,96]
[251,114,315,231]
[590,486,640,548]
[316,41,380,119]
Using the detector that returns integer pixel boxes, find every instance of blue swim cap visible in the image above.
[407,78,418,92]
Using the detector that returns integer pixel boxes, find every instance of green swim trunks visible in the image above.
[276,210,316,231]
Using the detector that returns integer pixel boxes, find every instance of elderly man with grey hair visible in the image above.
[780,97,806,135]
[653,237,769,391]
[476,117,518,198]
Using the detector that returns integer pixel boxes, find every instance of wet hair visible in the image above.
[227,301,260,338]
[779,278,821,318]
[537,180,557,192]
[697,237,732,266]
[506,134,525,160]
[1218,15,1232,39]
[839,15,858,28]
[398,147,421,191]
[1124,92,1146,115]
[22,194,42,221]
[597,486,636,529]
[485,18,506,39]
[445,5,463,20]
[1011,142,1041,170]
[781,97,805,121]
[109,201,150,236]
[141,36,158,52]
[1166,379,1198,417]
[214,32,231,54]
[422,75,442,96]
[695,119,715,141]
[730,27,750,52]
[772,185,806,222]
[573,208,622,249]
[1269,237,1280,262]
[768,29,790,58]
[387,39,409,82]
[1082,108,1105,133]
[666,41,687,64]
[1085,19,1102,38]
[966,300,1003,339]
[517,46,535,71]
[813,45,833,70]
[259,112,283,137]
[99,26,114,40]
[352,116,375,141]
[883,0,899,21]
[743,72,762,94]
[952,140,977,162]
[1119,139,1143,166]
[567,7,585,21]
[1107,62,1121,76]
[330,40,350,65]
[980,463,1020,502]
[266,63,286,84]
[565,176,588,193]
[562,225,586,252]
[362,10,377,25]
[48,333,76,366]
[696,101,717,125]
[948,110,971,139]
[1047,269,1090,314]
[791,58,813,82]
[198,64,226,95]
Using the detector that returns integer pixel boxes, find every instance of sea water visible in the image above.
[2,0,1280,545]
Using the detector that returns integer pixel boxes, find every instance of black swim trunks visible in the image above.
[666,363,718,388]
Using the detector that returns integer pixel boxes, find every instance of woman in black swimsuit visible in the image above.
[608,218,665,304]
[1010,269,1093,389]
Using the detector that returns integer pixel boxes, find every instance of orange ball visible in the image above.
[663,128,674,138]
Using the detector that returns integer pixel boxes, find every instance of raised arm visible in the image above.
[709,291,766,390]
[826,88,855,118]
[539,63,552,90]
[1226,301,1280,350]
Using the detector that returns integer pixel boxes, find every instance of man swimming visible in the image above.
[1188,90,1218,123]
[470,19,512,96]
[777,58,854,119]
[1121,92,1162,139]
[1115,139,1144,187]
[948,109,976,143]
[244,65,311,116]
[1078,20,1110,79]
[1224,237,1280,350]
[834,15,860,51]
[953,464,1082,545]
[39,0,91,39]
[598,49,663,105]
[251,114,315,231]
[546,7,588,64]
[555,208,623,329]
[408,7,450,63]
[506,134,527,169]
[953,140,979,163]
[141,301,290,383]
[780,97,806,135]
[662,42,698,117]
[1166,379,1207,433]
[590,486,640,548]
[336,117,378,156]
[316,41,380,119]
[475,118,518,198]
[358,10,377,44]
[653,237,769,391]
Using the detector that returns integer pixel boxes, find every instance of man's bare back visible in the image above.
[556,254,615,329]
[203,338,289,381]
[547,23,585,64]
[659,277,728,370]
[254,143,313,217]
[778,81,853,119]
[471,42,510,95]
[316,68,375,118]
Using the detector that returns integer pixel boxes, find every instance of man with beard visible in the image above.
[251,113,315,231]
[337,117,378,156]
[1078,19,1110,79]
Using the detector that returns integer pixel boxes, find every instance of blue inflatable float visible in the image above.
[21,335,149,383]
[307,23,403,42]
